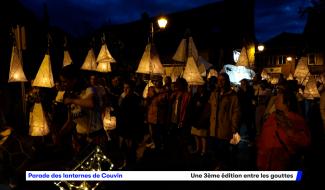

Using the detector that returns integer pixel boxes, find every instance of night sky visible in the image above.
[19,0,312,42]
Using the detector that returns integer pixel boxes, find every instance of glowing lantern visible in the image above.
[188,37,199,61]
[0,128,12,145]
[97,61,112,73]
[236,47,249,67]
[96,44,115,73]
[198,56,213,77]
[54,145,113,190]
[236,45,255,68]
[182,57,205,85]
[270,76,279,85]
[103,108,116,131]
[287,73,294,80]
[304,77,320,99]
[32,54,54,88]
[164,66,184,82]
[8,46,27,82]
[207,68,218,79]
[136,43,164,75]
[172,37,199,63]
[81,48,97,71]
[96,44,116,63]
[55,91,65,103]
[172,39,187,62]
[29,102,50,136]
[294,57,309,83]
[261,69,270,80]
[230,132,241,145]
[63,50,73,67]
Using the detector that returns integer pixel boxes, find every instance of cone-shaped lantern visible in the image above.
[188,37,198,62]
[63,50,73,67]
[236,45,255,68]
[304,77,320,99]
[182,57,204,85]
[248,45,255,66]
[29,102,50,136]
[198,56,213,77]
[172,39,187,62]
[96,44,115,73]
[261,69,270,80]
[172,37,199,63]
[8,46,27,82]
[164,66,184,82]
[96,43,116,63]
[236,46,249,67]
[207,68,218,79]
[294,57,309,83]
[136,43,164,75]
[81,48,97,71]
[287,73,294,80]
[32,54,54,88]
[198,63,207,77]
[97,60,112,73]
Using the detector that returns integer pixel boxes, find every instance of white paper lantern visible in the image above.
[103,108,116,131]
[32,54,54,88]
[182,57,204,85]
[8,46,27,82]
[63,50,73,67]
[136,43,164,75]
[81,48,97,71]
[29,102,50,136]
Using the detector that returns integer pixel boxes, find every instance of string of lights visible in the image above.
[54,146,114,190]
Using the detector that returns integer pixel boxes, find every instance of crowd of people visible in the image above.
[0,63,324,188]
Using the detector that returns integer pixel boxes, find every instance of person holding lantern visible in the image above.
[58,64,107,156]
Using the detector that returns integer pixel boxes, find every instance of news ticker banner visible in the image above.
[26,171,303,181]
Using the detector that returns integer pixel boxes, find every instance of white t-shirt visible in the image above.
[70,87,103,134]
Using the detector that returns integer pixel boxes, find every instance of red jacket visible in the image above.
[257,112,311,170]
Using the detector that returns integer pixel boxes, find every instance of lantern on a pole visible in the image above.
[103,107,116,131]
[63,37,73,67]
[96,43,115,73]
[136,43,164,75]
[182,57,205,85]
[29,102,50,136]
[63,50,73,67]
[32,54,54,88]
[96,34,116,73]
[8,46,27,82]
[181,33,204,85]
[10,25,28,128]
[136,16,167,79]
[81,48,97,71]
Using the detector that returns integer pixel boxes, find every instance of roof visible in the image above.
[262,32,305,54]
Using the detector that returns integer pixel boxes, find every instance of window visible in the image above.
[308,54,316,65]
[268,56,276,66]
[278,56,286,65]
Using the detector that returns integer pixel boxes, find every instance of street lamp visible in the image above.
[255,43,265,73]
[257,44,265,52]
[157,17,168,29]
[150,16,168,42]
[136,16,168,77]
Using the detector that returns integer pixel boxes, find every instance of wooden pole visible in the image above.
[16,25,27,128]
